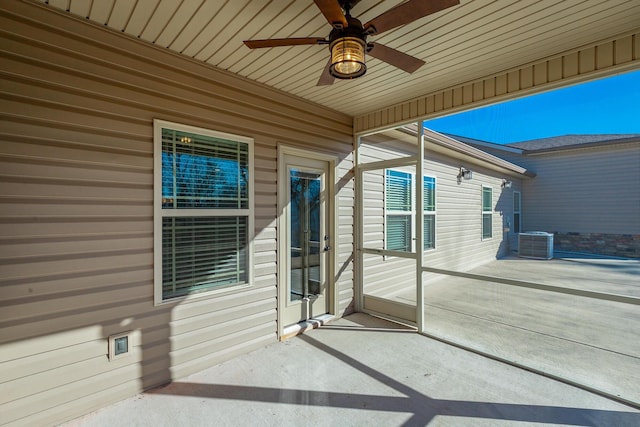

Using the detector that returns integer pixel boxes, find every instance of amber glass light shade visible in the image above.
[329,37,366,79]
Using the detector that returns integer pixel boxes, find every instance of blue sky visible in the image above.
[422,70,640,144]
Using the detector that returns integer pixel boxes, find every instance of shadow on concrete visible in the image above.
[150,333,640,427]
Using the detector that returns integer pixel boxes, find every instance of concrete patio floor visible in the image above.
[390,253,640,407]
[64,313,640,427]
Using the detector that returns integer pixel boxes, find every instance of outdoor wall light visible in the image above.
[329,36,366,79]
[458,167,472,183]
[501,179,513,188]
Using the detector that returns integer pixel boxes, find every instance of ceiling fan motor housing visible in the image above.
[328,15,368,79]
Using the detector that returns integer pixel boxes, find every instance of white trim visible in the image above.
[453,137,524,154]
[358,156,417,172]
[384,168,413,253]
[152,119,254,305]
[423,175,437,251]
[416,123,425,333]
[108,330,134,361]
[354,135,364,313]
[276,144,337,339]
[481,185,493,240]
[383,169,437,254]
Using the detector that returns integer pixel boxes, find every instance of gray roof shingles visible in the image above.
[505,134,640,151]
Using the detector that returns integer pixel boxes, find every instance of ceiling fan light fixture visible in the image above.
[329,36,366,79]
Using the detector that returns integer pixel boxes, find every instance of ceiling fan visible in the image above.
[243,0,460,85]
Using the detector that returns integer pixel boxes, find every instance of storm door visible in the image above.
[281,154,330,327]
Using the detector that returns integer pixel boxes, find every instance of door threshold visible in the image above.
[281,314,334,341]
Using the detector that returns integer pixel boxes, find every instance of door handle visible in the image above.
[324,245,331,252]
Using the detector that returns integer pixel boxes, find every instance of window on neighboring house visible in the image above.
[385,170,436,252]
[154,120,253,303]
[513,191,521,233]
[482,186,493,239]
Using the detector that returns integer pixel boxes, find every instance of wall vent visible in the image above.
[518,232,554,260]
[108,331,133,361]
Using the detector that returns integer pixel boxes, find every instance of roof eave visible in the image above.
[398,126,535,178]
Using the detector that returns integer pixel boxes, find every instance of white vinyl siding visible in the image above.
[482,186,493,239]
[154,122,253,302]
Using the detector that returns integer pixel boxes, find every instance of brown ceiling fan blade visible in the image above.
[317,59,335,86]
[314,0,348,29]
[244,37,326,49]
[364,0,459,35]
[368,43,425,73]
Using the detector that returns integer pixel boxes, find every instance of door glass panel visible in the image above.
[289,169,322,302]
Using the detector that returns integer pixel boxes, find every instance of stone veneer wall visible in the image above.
[554,232,640,258]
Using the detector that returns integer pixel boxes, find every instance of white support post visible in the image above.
[416,122,425,333]
[354,134,363,312]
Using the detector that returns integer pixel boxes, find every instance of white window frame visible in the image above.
[513,190,522,234]
[482,185,493,240]
[423,176,436,250]
[153,120,254,305]
[384,169,436,253]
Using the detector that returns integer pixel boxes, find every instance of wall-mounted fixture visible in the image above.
[108,331,133,361]
[501,179,512,189]
[457,167,472,183]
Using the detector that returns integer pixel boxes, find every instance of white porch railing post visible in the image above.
[416,122,425,333]
[354,134,363,312]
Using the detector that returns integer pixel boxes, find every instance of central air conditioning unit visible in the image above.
[518,232,554,260]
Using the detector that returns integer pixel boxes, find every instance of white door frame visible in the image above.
[277,144,337,339]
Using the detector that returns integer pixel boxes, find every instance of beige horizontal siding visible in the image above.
[336,154,355,315]
[521,143,640,234]
[0,2,353,426]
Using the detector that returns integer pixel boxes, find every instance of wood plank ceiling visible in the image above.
[36,0,640,117]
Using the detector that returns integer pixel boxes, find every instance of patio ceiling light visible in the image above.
[243,0,459,85]
[329,36,366,79]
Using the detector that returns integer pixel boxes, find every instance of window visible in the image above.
[154,120,253,303]
[385,170,412,252]
[513,191,521,233]
[424,176,436,249]
[482,186,493,239]
[385,170,436,252]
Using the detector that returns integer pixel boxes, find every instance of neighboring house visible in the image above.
[453,133,640,258]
